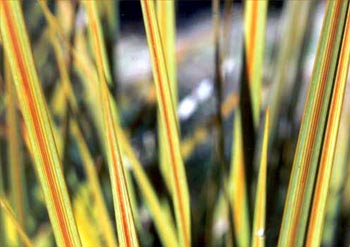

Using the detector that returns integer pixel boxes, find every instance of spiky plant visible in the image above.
[0,1,350,247]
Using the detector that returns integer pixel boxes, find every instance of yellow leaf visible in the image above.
[0,2,81,246]
[141,1,191,246]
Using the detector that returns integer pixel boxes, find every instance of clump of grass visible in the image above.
[0,1,350,247]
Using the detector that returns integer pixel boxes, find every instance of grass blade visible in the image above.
[212,0,225,171]
[0,81,6,246]
[75,22,178,246]
[84,2,139,246]
[252,108,269,247]
[116,123,179,247]
[73,186,103,247]
[278,1,350,246]
[0,197,34,247]
[306,6,350,246]
[340,149,350,237]
[43,7,178,244]
[229,110,250,247]
[322,83,350,245]
[42,7,117,244]
[244,0,268,127]
[0,2,81,246]
[100,0,119,93]
[157,0,178,195]
[5,59,26,234]
[71,121,118,247]
[84,2,112,86]
[48,29,78,113]
[141,1,191,246]
[157,0,177,107]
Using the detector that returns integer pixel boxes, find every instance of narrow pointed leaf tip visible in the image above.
[244,0,268,127]
[252,108,269,247]
[229,110,250,247]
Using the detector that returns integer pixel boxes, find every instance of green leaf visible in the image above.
[279,1,350,246]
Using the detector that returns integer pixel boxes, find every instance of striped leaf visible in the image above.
[279,1,350,246]
[141,1,191,246]
[0,1,82,246]
[116,125,178,246]
[40,6,178,244]
[43,7,117,244]
[157,0,178,196]
[84,2,139,246]
[306,6,350,246]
